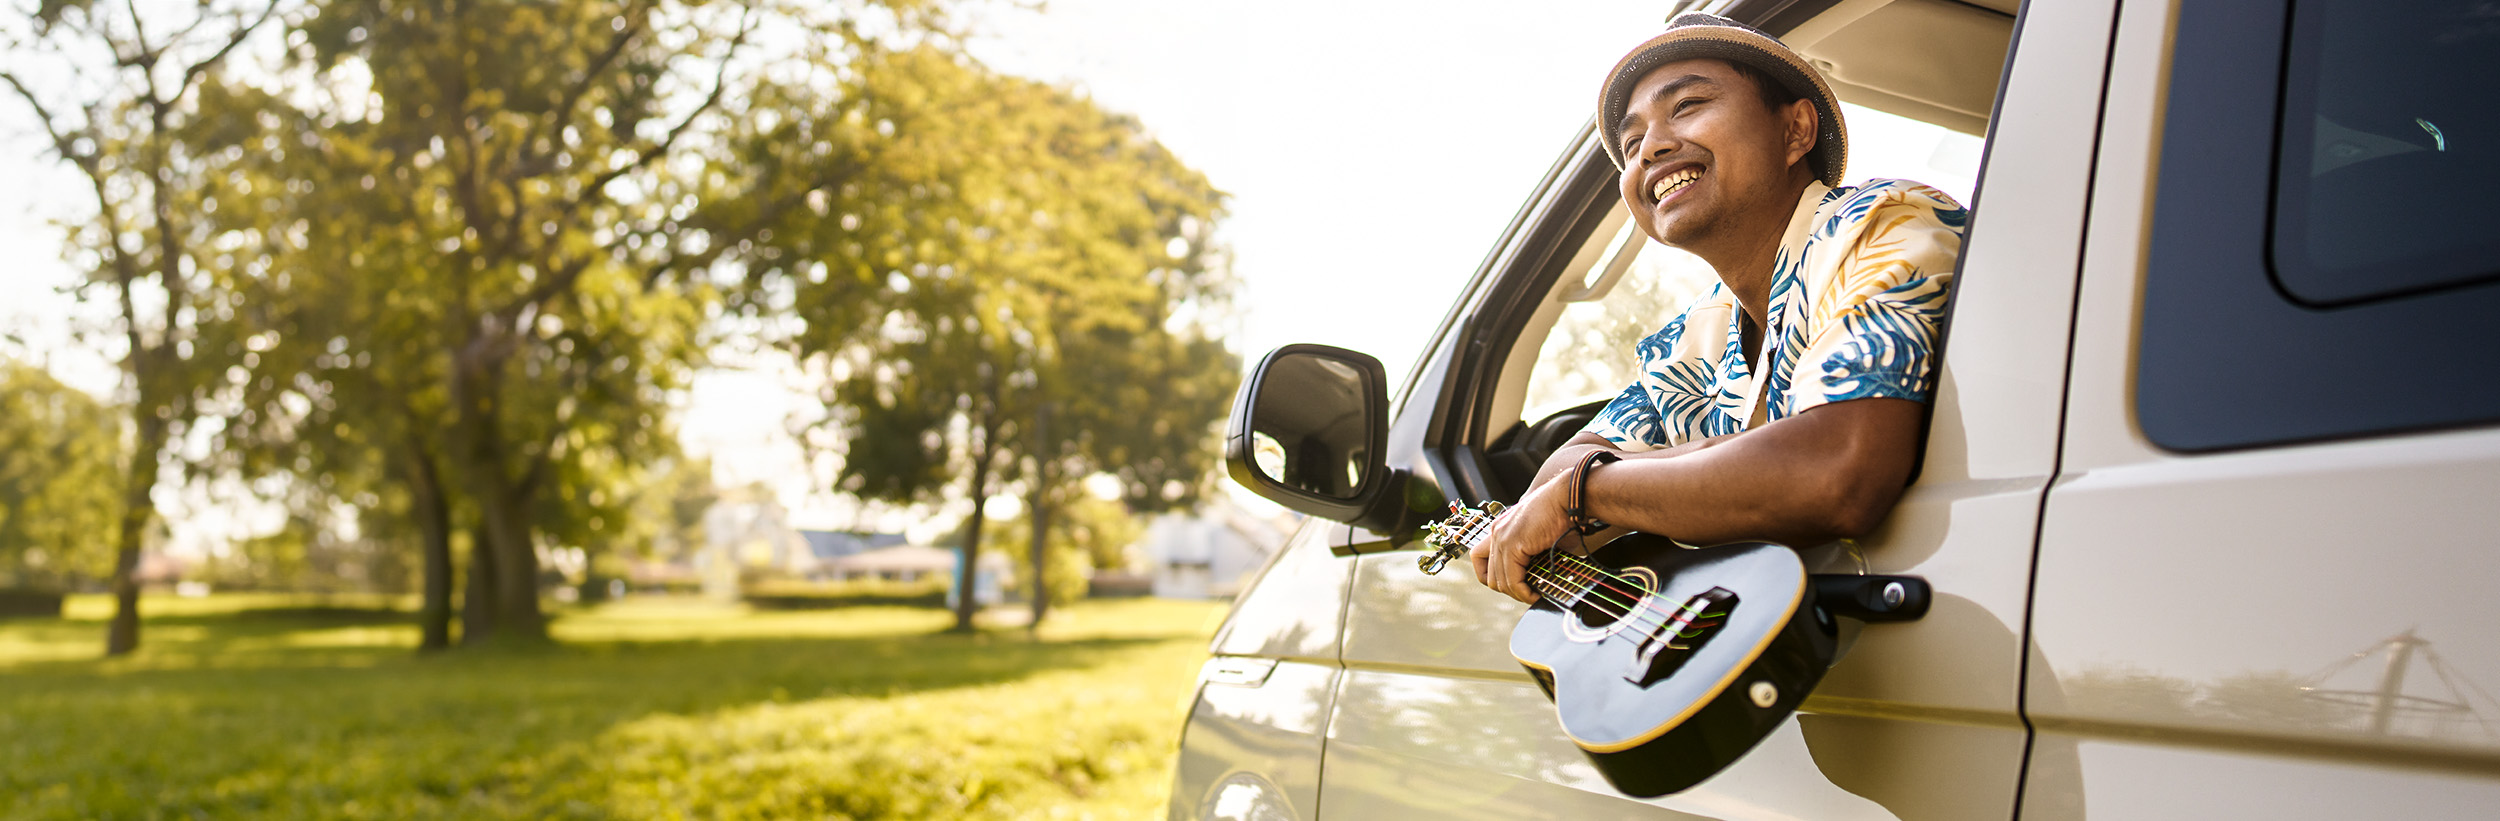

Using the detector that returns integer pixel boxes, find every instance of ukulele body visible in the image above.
[1508,534,1838,797]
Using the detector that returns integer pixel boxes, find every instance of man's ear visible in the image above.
[1784,98,1818,171]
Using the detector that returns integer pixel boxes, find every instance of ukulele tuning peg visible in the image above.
[1418,551,1452,575]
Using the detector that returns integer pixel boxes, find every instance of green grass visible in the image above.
[0,594,1229,819]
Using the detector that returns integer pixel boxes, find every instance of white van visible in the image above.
[1173,0,2500,818]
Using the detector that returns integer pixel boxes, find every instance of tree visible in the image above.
[207,0,954,643]
[983,492,1140,612]
[769,52,1236,631]
[0,360,124,589]
[2,0,293,654]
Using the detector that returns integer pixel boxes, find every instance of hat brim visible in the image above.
[1599,18,1848,187]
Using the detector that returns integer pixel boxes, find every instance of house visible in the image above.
[798,530,909,569]
[703,497,812,575]
[1138,501,1299,599]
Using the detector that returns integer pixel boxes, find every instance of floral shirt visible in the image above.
[1585,180,1967,449]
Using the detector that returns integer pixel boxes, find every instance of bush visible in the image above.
[0,588,63,619]
[743,577,950,610]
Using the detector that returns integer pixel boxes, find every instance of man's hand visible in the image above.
[1470,477,1577,604]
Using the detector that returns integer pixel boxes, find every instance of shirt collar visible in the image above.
[1780,181,1834,257]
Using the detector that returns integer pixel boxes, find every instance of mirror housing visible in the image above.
[1225,344,1396,524]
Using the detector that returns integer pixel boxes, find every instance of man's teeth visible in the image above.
[1652,168,1701,201]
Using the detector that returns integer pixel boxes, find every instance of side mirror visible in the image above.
[1225,344,1394,523]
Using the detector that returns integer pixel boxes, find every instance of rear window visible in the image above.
[2269,0,2500,305]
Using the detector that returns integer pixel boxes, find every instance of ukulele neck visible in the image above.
[1423,502,1610,608]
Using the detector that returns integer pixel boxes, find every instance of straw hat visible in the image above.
[1598,12,1848,187]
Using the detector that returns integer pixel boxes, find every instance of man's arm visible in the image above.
[1525,430,1739,493]
[1472,397,1924,603]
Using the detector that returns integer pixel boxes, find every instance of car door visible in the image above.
[2022,0,2500,817]
[1310,1,2113,818]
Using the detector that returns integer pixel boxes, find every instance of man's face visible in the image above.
[1614,59,1815,249]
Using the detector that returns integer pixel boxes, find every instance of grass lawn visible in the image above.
[0,594,1228,820]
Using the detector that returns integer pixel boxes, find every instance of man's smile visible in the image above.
[1645,162,1705,209]
[1653,167,1702,202]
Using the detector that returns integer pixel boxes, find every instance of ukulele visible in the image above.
[1417,500,1930,797]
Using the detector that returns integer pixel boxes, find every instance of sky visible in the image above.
[0,0,1981,543]
[689,0,1709,532]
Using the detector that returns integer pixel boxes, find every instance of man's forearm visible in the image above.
[1527,432,1741,494]
[1578,398,1924,546]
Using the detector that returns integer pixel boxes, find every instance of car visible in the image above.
[1170,0,2500,818]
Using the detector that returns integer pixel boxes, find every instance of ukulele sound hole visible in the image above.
[1562,566,1659,642]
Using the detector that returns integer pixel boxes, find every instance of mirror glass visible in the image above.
[1248,352,1373,500]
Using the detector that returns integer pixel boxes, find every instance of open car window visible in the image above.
[1504,102,1984,438]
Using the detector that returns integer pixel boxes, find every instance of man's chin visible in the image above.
[1653,211,1712,249]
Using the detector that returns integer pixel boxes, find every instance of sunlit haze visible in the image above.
[0,1,1982,541]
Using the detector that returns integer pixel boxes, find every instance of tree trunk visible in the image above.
[1026,401,1055,629]
[406,441,454,651]
[953,438,995,634]
[448,328,547,641]
[460,523,497,644]
[104,414,162,656]
[1026,485,1054,630]
[481,490,545,641]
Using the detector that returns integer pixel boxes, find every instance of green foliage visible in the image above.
[2,0,294,653]
[0,595,1222,818]
[987,494,1144,608]
[0,361,123,588]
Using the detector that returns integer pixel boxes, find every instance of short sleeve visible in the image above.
[1582,306,1722,451]
[1792,182,1966,413]
[1584,380,1664,449]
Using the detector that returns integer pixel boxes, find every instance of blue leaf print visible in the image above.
[1635,315,1687,364]
[1818,278,1950,402]
[1591,382,1663,447]
[1651,358,1717,444]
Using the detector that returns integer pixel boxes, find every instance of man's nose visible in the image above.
[1635,125,1679,165]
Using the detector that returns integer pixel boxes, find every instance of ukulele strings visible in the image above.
[1447,511,1722,639]
[1448,512,1676,626]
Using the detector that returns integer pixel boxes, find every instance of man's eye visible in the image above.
[1675,98,1706,114]
[1622,137,1642,154]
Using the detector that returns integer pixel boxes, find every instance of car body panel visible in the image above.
[1171,659,1340,821]
[2028,0,2500,815]
[1172,521,1351,821]
[1319,666,1908,819]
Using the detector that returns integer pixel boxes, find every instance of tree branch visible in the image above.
[525,0,648,167]
[500,0,757,317]
[0,70,140,285]
[174,0,285,94]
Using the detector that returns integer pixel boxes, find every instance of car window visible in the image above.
[2136,0,2500,450]
[2268,0,2500,305]
[1520,228,1716,421]
[1514,103,1982,424]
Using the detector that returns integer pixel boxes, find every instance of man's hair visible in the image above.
[1723,59,1818,179]
[1724,60,1803,111]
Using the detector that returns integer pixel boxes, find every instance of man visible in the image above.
[1472,13,1966,604]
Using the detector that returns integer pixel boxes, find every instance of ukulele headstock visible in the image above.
[1418,500,1503,575]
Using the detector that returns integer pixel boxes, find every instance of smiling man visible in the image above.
[1472,13,1968,604]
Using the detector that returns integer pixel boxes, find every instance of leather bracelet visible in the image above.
[1567,449,1621,535]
